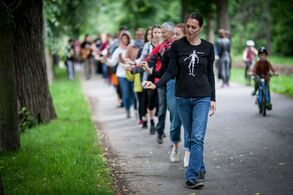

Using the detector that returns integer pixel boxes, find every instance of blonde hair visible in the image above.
[175,23,186,35]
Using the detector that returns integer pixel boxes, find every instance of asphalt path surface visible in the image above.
[82,77,293,195]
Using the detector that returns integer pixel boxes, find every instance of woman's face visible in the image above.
[161,28,173,41]
[185,18,201,39]
[135,30,144,41]
[173,27,184,40]
[152,27,162,41]
[121,35,129,46]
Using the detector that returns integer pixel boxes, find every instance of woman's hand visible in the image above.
[143,81,156,90]
[209,101,216,117]
[124,64,132,71]
[142,61,153,74]
[100,55,107,63]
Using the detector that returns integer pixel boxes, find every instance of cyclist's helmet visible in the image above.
[258,47,268,55]
[246,40,255,47]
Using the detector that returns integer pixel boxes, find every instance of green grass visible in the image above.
[232,54,293,66]
[271,75,293,97]
[231,67,293,97]
[0,69,114,194]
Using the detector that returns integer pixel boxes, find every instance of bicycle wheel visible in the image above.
[262,91,266,116]
[257,92,262,114]
[258,98,262,114]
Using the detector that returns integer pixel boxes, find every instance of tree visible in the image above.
[262,0,271,53]
[216,0,229,30]
[0,1,20,152]
[270,0,293,56]
[13,0,57,123]
[119,0,180,31]
[180,0,217,42]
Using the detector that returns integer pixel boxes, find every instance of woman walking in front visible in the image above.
[144,12,216,189]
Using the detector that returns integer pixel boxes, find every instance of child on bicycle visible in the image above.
[251,47,276,110]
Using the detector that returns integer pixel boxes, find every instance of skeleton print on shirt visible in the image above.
[184,50,199,76]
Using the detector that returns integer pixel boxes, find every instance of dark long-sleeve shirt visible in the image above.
[156,37,216,101]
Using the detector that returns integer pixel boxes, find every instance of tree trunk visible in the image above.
[44,17,54,84]
[263,0,271,53]
[181,0,195,21]
[0,2,20,152]
[13,0,57,123]
[207,13,215,43]
[216,0,230,30]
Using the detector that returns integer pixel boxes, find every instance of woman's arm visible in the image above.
[207,44,216,102]
[106,48,120,67]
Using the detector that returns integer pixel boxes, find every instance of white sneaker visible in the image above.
[170,146,180,162]
[183,151,190,168]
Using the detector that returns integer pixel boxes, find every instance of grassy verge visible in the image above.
[0,69,114,194]
[230,67,293,97]
[232,54,293,66]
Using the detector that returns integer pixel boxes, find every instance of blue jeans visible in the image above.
[156,85,167,135]
[220,56,230,84]
[102,63,108,80]
[166,80,188,150]
[176,97,210,181]
[66,60,75,80]
[118,77,135,112]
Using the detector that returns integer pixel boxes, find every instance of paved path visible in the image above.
[82,77,293,195]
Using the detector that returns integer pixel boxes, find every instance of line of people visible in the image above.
[95,12,216,190]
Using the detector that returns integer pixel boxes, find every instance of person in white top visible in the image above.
[102,32,135,118]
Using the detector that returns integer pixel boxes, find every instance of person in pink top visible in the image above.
[242,40,258,84]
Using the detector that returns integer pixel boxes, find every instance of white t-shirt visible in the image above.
[106,47,127,78]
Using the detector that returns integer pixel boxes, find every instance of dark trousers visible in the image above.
[156,85,167,135]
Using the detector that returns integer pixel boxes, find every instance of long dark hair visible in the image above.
[151,25,161,39]
[120,32,131,46]
[144,27,152,42]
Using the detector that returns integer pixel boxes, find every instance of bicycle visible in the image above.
[244,60,254,86]
[253,75,273,117]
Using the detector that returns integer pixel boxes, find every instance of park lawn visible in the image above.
[230,67,293,97]
[0,69,114,194]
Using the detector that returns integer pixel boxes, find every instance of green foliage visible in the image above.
[44,0,100,53]
[229,0,293,56]
[118,0,181,32]
[18,107,37,132]
[229,0,266,54]
[0,69,114,194]
[43,0,293,58]
[270,1,293,56]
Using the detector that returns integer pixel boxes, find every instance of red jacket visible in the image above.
[146,39,173,83]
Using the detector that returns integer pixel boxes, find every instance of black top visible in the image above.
[156,37,216,101]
